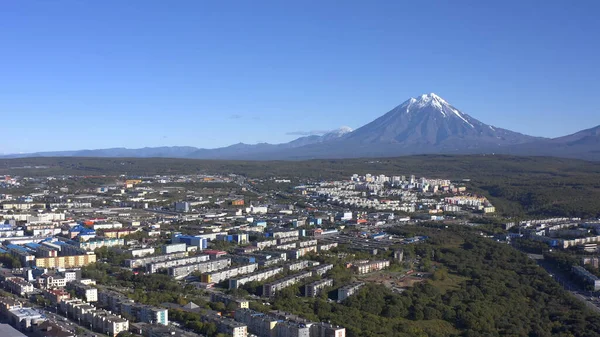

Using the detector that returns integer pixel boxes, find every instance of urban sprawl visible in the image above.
[4,171,583,337]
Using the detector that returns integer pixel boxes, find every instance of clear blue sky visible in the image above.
[2,1,599,153]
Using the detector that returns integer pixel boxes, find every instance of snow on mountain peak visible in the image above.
[398,93,474,128]
[335,126,353,134]
[324,126,353,137]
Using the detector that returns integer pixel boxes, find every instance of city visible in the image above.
[0,171,496,337]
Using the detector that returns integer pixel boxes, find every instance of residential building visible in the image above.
[168,258,231,280]
[229,266,284,289]
[162,243,187,254]
[31,320,76,337]
[262,270,312,297]
[310,264,333,277]
[202,311,247,337]
[146,254,210,274]
[310,322,346,337]
[35,254,97,269]
[60,299,129,337]
[90,309,129,337]
[5,277,35,297]
[98,289,135,314]
[200,263,258,284]
[210,292,249,309]
[337,282,364,302]
[130,322,198,337]
[171,234,208,249]
[572,266,600,291]
[57,269,81,283]
[305,279,333,297]
[67,281,98,302]
[122,303,169,326]
[37,274,67,288]
[124,252,188,269]
[234,309,278,337]
[351,260,390,274]
[70,238,125,251]
[43,288,71,304]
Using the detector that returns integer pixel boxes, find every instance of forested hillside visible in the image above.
[268,226,600,337]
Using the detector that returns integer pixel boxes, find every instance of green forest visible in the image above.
[265,227,600,337]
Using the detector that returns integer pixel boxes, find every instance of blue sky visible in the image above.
[1,1,599,153]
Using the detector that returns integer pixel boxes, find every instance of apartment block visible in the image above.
[285,246,318,260]
[128,247,155,258]
[310,322,346,337]
[60,299,129,337]
[147,254,210,274]
[234,309,345,337]
[572,266,600,290]
[67,281,98,302]
[305,279,333,297]
[310,264,333,277]
[162,243,187,254]
[122,303,169,326]
[351,260,390,274]
[90,309,129,337]
[298,240,318,248]
[5,277,35,296]
[72,238,125,251]
[259,257,286,267]
[229,266,284,289]
[202,311,248,337]
[98,289,135,314]
[125,252,188,269]
[200,263,258,284]
[260,251,288,261]
[58,269,82,283]
[37,274,67,288]
[168,258,231,280]
[130,322,198,337]
[286,260,316,271]
[274,320,310,337]
[277,237,298,245]
[254,239,278,250]
[35,254,97,269]
[275,242,298,251]
[234,309,279,337]
[270,229,299,240]
[317,242,338,252]
[43,288,71,304]
[210,292,249,309]
[337,282,364,302]
[263,270,312,297]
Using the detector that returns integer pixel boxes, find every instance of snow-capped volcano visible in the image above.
[343,93,536,151]
[401,93,474,127]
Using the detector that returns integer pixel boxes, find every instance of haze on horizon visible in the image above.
[1,1,599,153]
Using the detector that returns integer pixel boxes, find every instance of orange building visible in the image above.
[231,199,245,206]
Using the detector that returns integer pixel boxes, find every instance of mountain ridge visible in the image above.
[3,94,599,161]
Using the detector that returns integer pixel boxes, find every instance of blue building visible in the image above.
[172,234,207,249]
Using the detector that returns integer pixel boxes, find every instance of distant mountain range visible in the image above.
[4,94,599,161]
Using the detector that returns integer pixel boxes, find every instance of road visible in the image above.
[521,249,600,314]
